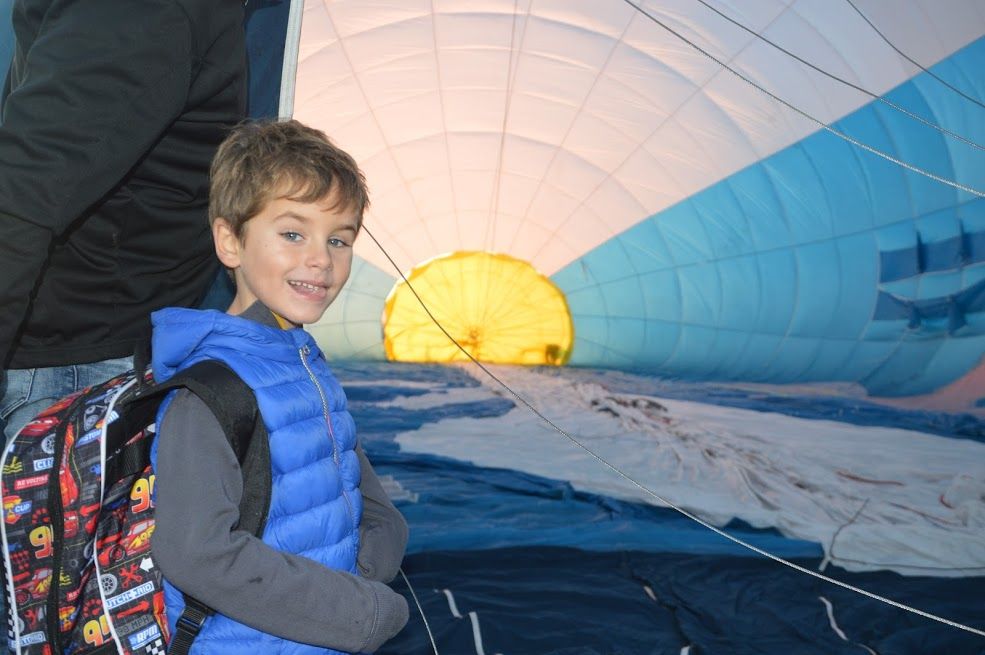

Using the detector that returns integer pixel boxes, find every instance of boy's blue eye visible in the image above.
[282,231,303,242]
[329,238,350,248]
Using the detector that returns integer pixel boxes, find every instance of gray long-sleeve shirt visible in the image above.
[151,305,409,653]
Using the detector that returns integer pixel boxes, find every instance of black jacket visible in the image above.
[0,0,247,369]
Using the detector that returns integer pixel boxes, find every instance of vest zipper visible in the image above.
[299,345,356,529]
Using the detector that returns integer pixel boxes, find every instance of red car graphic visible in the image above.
[18,415,59,438]
[79,502,101,534]
[97,519,155,566]
[63,512,79,539]
[14,567,52,605]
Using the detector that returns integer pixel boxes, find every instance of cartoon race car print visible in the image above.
[60,465,80,507]
[97,519,155,566]
[18,415,60,438]
[14,567,52,605]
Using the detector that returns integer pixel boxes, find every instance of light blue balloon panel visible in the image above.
[556,37,985,396]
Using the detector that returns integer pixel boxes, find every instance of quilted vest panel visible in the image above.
[151,308,362,655]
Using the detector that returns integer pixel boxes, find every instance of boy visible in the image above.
[148,120,409,654]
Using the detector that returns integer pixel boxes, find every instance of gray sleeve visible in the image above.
[151,390,408,653]
[356,444,409,583]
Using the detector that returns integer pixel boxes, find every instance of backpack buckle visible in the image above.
[175,600,210,637]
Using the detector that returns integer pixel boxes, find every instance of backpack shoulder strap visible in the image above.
[159,360,260,467]
[158,359,273,535]
[133,361,273,655]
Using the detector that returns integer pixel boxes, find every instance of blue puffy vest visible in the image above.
[150,308,363,655]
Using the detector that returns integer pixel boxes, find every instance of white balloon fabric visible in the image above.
[280,0,985,397]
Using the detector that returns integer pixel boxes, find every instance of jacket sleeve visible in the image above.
[356,443,409,583]
[151,391,409,653]
[0,0,195,365]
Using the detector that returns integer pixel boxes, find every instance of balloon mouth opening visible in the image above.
[382,251,574,365]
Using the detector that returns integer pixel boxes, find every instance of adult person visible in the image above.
[0,0,248,444]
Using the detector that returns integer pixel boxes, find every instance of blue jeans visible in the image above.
[0,356,134,442]
[0,357,133,654]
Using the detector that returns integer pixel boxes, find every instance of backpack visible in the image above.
[1,360,272,655]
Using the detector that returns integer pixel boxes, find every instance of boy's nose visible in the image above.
[305,245,333,270]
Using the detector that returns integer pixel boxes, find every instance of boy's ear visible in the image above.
[212,218,242,269]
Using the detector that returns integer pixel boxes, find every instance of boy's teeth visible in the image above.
[290,281,320,291]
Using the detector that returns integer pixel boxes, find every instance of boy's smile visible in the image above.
[214,192,359,326]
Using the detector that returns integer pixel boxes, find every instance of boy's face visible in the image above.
[213,191,359,326]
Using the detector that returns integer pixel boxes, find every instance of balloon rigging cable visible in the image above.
[688,0,985,151]
[620,0,985,198]
[362,224,985,640]
[844,0,985,112]
[398,567,441,655]
[483,0,526,254]
[367,6,985,643]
